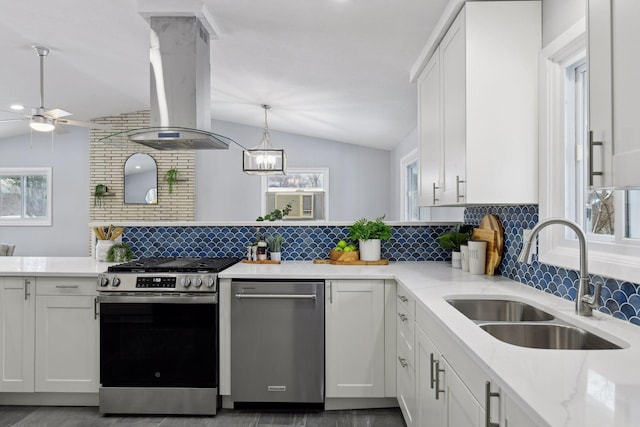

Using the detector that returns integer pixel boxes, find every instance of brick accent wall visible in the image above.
[89,110,195,221]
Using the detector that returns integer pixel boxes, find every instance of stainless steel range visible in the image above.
[96,257,239,415]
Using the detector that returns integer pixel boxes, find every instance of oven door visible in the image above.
[98,294,218,389]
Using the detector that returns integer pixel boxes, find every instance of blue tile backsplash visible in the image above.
[121,205,640,327]
[465,205,640,326]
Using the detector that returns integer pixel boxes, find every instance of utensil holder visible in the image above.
[468,240,487,275]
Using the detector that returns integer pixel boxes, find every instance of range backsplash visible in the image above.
[465,205,640,327]
[121,206,640,327]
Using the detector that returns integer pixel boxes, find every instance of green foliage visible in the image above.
[257,203,293,221]
[106,242,134,262]
[266,234,284,252]
[348,215,392,242]
[437,224,474,251]
[94,184,108,207]
[164,169,179,194]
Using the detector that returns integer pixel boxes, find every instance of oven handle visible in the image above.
[234,293,317,300]
[96,294,217,304]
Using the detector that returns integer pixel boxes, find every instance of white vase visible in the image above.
[270,252,281,262]
[451,251,462,269]
[96,240,115,262]
[359,239,381,261]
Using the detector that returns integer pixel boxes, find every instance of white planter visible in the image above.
[359,239,381,261]
[270,252,281,262]
[451,251,462,269]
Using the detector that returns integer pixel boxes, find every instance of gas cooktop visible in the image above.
[107,257,241,273]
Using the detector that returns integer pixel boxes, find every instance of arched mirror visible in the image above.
[124,153,157,204]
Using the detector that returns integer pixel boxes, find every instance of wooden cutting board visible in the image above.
[471,214,505,276]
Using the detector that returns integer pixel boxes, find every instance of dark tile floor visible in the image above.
[0,406,406,427]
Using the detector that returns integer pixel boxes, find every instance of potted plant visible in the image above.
[437,224,474,269]
[266,234,284,262]
[256,203,292,221]
[164,168,179,194]
[347,215,392,261]
[94,184,108,207]
[106,242,135,263]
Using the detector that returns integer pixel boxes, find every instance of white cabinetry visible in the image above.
[396,284,416,426]
[325,279,385,398]
[417,1,541,206]
[0,276,98,395]
[35,278,99,392]
[0,277,35,392]
[588,0,640,188]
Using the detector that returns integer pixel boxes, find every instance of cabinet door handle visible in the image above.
[456,175,465,202]
[24,279,31,301]
[94,297,99,320]
[432,182,440,205]
[588,130,604,187]
[485,381,500,427]
[434,359,445,400]
[398,313,408,322]
[329,281,333,304]
[398,356,408,368]
[430,353,436,389]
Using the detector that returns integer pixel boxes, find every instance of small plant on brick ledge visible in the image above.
[164,168,179,194]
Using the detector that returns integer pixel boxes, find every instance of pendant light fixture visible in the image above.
[243,104,286,175]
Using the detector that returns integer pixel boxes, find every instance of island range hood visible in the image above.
[128,13,233,150]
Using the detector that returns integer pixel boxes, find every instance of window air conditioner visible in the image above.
[274,193,314,219]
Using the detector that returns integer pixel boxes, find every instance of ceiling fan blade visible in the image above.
[55,118,112,130]
[44,108,72,119]
[0,109,32,118]
[0,118,28,123]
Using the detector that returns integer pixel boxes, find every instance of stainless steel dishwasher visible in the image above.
[231,280,324,404]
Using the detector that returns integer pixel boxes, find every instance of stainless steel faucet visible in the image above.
[517,217,602,316]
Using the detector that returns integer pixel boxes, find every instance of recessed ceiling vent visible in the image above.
[127,6,232,150]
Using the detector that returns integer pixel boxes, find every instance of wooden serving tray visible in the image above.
[313,259,389,266]
[241,260,281,264]
[470,214,505,276]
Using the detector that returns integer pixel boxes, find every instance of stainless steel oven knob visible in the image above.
[98,276,109,287]
[194,277,203,287]
[111,277,121,287]
[181,276,191,288]
[204,276,215,288]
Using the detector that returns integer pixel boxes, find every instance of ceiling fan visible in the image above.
[0,45,111,133]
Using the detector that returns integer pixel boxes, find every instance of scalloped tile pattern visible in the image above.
[465,205,640,326]
[122,224,451,262]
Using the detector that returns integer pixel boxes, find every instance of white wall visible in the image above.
[0,128,90,256]
[542,0,585,47]
[198,120,392,221]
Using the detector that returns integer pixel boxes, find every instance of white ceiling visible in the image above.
[0,0,449,150]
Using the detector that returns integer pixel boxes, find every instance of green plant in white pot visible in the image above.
[266,234,284,262]
[437,224,474,269]
[348,216,392,261]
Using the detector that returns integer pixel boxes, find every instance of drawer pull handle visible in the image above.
[398,295,408,303]
[55,285,79,289]
[434,360,445,400]
[398,313,408,322]
[430,353,436,389]
[398,356,408,368]
[485,381,500,427]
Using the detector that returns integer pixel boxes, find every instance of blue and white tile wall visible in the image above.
[123,224,451,262]
[465,205,640,326]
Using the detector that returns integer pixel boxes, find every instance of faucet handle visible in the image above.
[582,282,602,309]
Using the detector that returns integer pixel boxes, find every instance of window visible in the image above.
[400,149,429,221]
[0,168,52,226]
[540,19,640,283]
[262,168,328,220]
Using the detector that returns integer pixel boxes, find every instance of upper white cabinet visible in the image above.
[325,279,385,398]
[0,277,35,392]
[417,1,541,206]
[588,0,640,188]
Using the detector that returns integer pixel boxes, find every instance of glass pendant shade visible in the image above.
[30,116,55,132]
[243,105,286,175]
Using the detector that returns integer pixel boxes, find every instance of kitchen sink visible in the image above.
[479,323,623,350]
[447,299,555,322]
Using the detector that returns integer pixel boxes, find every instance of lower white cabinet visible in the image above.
[325,279,385,398]
[0,277,35,392]
[35,278,99,392]
[0,276,98,394]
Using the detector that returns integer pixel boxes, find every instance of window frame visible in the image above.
[0,167,52,226]
[539,18,640,283]
[261,167,329,220]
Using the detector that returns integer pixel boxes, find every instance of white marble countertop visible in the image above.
[0,257,114,277]
[221,260,640,427]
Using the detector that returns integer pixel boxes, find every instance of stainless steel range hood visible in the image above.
[130,14,231,150]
